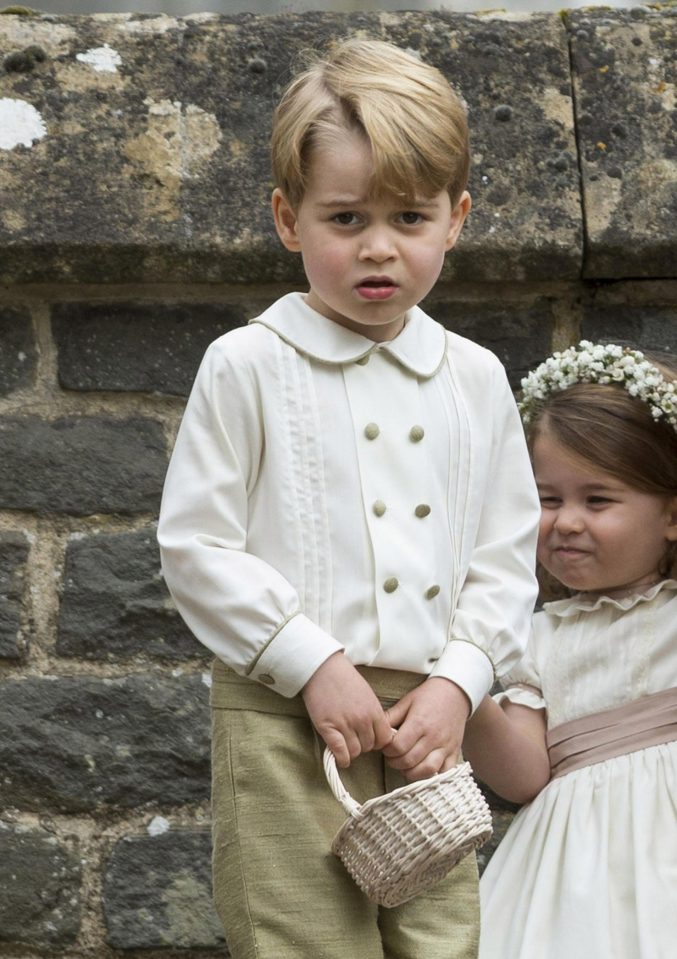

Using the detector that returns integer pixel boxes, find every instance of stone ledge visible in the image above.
[0,9,583,283]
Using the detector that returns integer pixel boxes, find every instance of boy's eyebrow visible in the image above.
[315,197,443,209]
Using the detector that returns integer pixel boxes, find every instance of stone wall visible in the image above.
[0,6,675,957]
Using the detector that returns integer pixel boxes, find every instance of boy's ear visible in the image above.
[272,188,302,252]
[445,190,472,252]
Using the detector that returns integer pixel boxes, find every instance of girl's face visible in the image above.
[533,431,677,597]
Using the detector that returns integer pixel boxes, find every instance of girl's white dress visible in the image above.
[479,579,677,959]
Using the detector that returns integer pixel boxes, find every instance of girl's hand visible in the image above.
[381,678,471,781]
[301,652,394,767]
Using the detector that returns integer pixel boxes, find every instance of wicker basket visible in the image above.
[323,747,492,907]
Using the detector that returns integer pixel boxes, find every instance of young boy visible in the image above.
[158,38,539,959]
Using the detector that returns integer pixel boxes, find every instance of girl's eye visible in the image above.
[539,496,561,508]
[587,496,612,506]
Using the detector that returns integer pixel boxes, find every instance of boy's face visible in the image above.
[272,129,470,342]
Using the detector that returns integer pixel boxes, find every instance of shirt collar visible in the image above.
[250,292,446,379]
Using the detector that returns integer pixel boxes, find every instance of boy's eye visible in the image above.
[332,212,360,226]
[399,211,424,225]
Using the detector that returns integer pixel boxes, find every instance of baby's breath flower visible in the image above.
[519,341,677,433]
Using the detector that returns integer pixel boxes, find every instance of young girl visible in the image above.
[463,341,677,959]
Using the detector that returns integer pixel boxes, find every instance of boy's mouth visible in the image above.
[356,277,398,300]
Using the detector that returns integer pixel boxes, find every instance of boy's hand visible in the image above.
[301,652,394,768]
[382,678,471,782]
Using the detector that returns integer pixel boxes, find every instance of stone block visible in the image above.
[0,305,36,396]
[570,8,677,278]
[0,822,81,947]
[0,11,579,284]
[0,531,29,659]
[0,673,210,812]
[0,415,167,515]
[53,301,247,396]
[582,298,677,356]
[58,527,204,661]
[104,828,226,950]
[426,295,556,388]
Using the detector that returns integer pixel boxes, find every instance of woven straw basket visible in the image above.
[323,747,493,907]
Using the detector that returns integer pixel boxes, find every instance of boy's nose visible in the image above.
[358,227,396,262]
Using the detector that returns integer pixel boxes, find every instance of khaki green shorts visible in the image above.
[210,661,480,959]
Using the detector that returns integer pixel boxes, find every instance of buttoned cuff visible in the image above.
[247,613,344,698]
[429,640,495,715]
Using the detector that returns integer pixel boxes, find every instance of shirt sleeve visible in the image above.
[157,336,344,697]
[428,360,540,712]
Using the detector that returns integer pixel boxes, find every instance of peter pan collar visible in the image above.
[250,292,446,379]
[543,578,677,618]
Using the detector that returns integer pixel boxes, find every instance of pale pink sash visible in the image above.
[547,686,677,779]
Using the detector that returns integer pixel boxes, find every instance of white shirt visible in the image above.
[158,293,539,710]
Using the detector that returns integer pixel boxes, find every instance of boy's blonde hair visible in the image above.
[271,38,470,210]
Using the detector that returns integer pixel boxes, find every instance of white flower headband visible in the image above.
[519,340,677,432]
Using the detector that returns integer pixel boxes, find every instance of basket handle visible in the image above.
[322,747,363,818]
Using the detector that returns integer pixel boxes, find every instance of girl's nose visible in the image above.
[553,504,585,534]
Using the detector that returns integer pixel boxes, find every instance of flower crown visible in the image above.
[519,340,677,432]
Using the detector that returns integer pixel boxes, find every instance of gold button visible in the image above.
[356,354,370,366]
[409,425,425,442]
[258,673,275,685]
[364,423,380,440]
[373,500,386,517]
[414,504,431,518]
[425,585,440,600]
[383,577,399,593]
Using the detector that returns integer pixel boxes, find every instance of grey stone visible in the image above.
[57,527,204,661]
[426,295,556,387]
[53,301,247,396]
[0,822,81,947]
[0,306,36,396]
[0,531,29,659]
[581,300,677,356]
[104,829,226,950]
[570,8,677,278]
[0,673,210,812]
[0,415,167,515]
[0,11,579,284]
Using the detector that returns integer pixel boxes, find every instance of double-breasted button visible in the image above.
[364,423,380,440]
[383,577,399,593]
[424,585,441,600]
[409,425,425,442]
[414,504,431,518]
[373,500,386,517]
[258,673,275,685]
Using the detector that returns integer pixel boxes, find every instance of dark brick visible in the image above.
[53,301,246,397]
[0,415,167,515]
[58,527,204,661]
[426,297,556,388]
[0,532,29,659]
[104,829,226,950]
[0,306,37,396]
[0,674,210,812]
[581,301,677,356]
[0,823,81,947]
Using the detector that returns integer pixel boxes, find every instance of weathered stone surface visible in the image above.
[582,298,677,355]
[104,828,226,950]
[426,294,556,387]
[0,673,210,812]
[570,8,677,278]
[0,822,81,947]
[0,415,167,514]
[53,301,248,396]
[0,305,36,395]
[0,11,579,284]
[0,531,29,659]
[58,527,204,661]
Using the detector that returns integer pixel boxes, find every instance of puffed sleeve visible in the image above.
[429,357,540,711]
[157,333,343,696]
